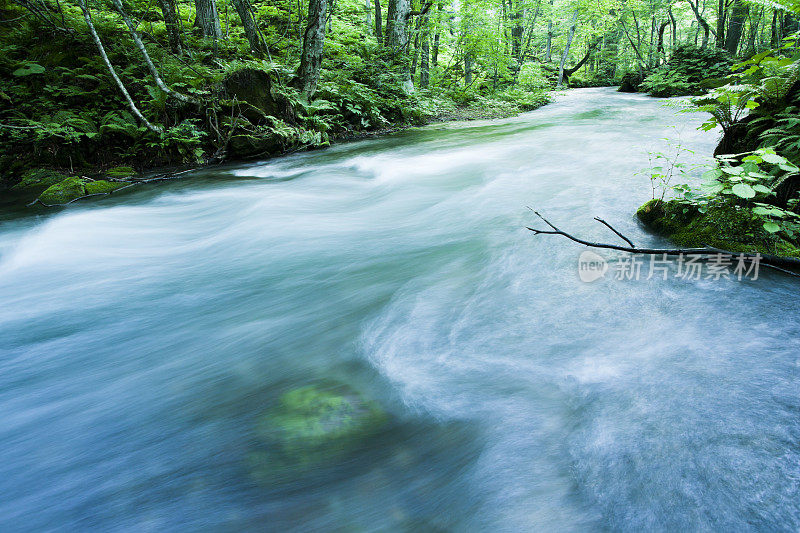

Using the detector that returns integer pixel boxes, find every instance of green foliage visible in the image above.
[641,45,733,97]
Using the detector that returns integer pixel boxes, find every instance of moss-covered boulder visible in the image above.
[37,177,87,205]
[221,67,297,124]
[84,179,126,195]
[636,199,800,257]
[249,382,389,481]
[11,169,69,196]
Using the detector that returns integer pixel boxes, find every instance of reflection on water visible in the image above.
[0,88,798,531]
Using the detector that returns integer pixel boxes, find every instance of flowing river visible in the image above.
[1,88,798,531]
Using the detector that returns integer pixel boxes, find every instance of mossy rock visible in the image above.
[636,199,800,257]
[249,382,389,481]
[11,169,68,193]
[38,177,86,205]
[221,67,297,124]
[105,166,136,178]
[84,179,126,194]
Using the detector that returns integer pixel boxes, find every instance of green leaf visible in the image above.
[752,184,772,194]
[760,152,786,165]
[763,221,781,233]
[731,183,756,198]
[13,63,46,76]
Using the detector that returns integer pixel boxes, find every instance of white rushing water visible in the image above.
[0,88,798,531]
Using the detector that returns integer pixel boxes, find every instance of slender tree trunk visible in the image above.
[298,0,328,97]
[112,0,199,104]
[432,2,441,66]
[77,0,160,132]
[195,0,222,38]
[420,12,429,87]
[669,7,676,53]
[464,51,473,85]
[656,19,668,64]
[374,0,382,39]
[725,0,749,55]
[157,0,183,53]
[231,0,265,55]
[557,9,577,87]
[545,0,554,62]
[687,0,710,48]
[510,0,523,61]
[771,9,779,48]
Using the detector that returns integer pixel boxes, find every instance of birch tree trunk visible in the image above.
[557,9,577,87]
[298,0,328,97]
[76,0,160,132]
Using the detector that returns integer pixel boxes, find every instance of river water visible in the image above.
[0,88,798,531]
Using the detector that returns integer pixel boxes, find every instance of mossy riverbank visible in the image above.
[636,199,800,258]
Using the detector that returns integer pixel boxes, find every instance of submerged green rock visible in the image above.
[38,177,86,205]
[250,382,389,481]
[636,199,800,257]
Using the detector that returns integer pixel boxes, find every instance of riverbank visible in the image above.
[5,90,551,209]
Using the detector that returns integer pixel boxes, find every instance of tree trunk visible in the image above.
[724,0,749,55]
[231,0,265,55]
[112,0,199,104]
[432,3,441,66]
[77,0,160,132]
[194,0,222,39]
[657,19,669,64]
[545,0,554,62]
[687,0,710,48]
[374,0,382,39]
[385,0,410,52]
[771,9,779,48]
[716,0,726,48]
[420,12,429,87]
[298,0,328,97]
[157,0,183,54]
[464,51,473,85]
[669,7,676,52]
[510,0,523,61]
[385,0,412,90]
[557,9,577,87]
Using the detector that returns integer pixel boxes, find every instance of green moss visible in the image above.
[249,382,388,481]
[37,177,86,205]
[637,199,800,257]
[11,169,68,193]
[105,166,135,178]
[84,180,126,194]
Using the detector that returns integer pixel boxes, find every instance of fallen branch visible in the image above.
[527,210,800,277]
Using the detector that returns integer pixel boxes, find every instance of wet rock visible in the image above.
[11,169,68,194]
[38,177,86,205]
[221,67,296,124]
[84,179,126,195]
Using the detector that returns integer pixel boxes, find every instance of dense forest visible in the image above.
[0,0,795,183]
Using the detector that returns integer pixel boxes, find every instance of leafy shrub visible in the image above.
[640,45,733,97]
